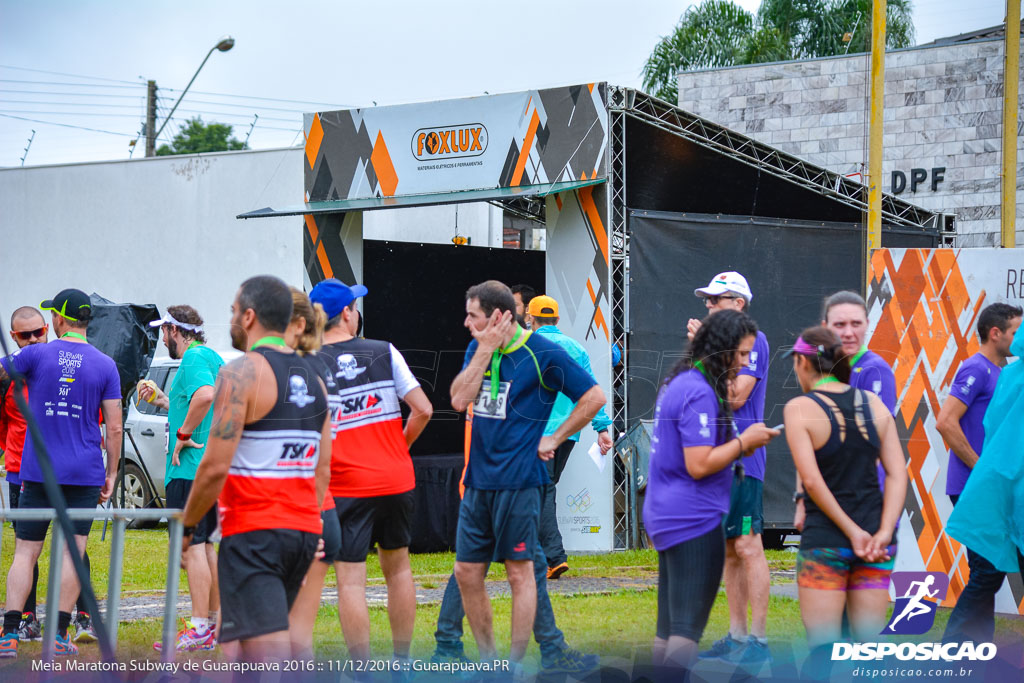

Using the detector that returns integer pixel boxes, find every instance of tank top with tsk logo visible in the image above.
[219,347,328,537]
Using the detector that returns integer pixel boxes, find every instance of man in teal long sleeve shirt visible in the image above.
[528,295,614,579]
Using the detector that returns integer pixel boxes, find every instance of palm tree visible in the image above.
[642,0,916,101]
[642,0,755,102]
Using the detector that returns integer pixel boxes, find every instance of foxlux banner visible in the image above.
[302,84,609,201]
[867,248,1024,615]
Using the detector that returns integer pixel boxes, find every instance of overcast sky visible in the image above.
[0,0,1012,167]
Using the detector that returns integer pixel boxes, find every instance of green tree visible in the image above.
[155,117,246,156]
[643,0,755,103]
[643,0,916,102]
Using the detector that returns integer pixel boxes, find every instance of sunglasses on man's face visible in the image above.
[14,327,47,341]
[706,294,739,305]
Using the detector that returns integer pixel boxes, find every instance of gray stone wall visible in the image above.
[677,38,1024,247]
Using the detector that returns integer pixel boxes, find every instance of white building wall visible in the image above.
[0,148,515,355]
[677,37,1024,247]
[0,148,305,354]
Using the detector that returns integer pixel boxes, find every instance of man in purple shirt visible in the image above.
[937,302,1022,643]
[686,271,772,664]
[0,289,122,659]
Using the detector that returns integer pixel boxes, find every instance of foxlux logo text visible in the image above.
[832,642,996,662]
[413,124,487,161]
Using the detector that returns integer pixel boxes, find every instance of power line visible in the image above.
[160,86,353,108]
[1,99,143,109]
[0,89,146,99]
[0,64,140,85]
[0,79,145,90]
[0,113,155,139]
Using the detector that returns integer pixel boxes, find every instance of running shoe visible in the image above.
[72,612,97,643]
[541,646,599,673]
[737,636,773,665]
[17,613,42,642]
[0,633,18,659]
[153,622,216,653]
[698,633,745,660]
[54,633,79,656]
[546,562,569,580]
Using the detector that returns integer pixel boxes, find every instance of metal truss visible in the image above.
[608,87,946,233]
[608,106,632,550]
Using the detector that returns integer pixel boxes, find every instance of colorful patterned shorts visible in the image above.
[797,545,897,591]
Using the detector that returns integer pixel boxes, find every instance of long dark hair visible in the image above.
[665,310,759,440]
[794,326,852,384]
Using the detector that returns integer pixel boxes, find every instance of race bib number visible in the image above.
[473,380,510,420]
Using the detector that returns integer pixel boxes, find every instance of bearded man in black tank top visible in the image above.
[182,276,332,664]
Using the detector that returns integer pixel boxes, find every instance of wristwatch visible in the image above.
[793,491,806,503]
[182,525,196,537]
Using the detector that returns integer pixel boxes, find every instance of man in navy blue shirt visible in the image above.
[450,280,606,671]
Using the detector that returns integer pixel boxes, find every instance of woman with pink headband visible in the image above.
[783,326,906,660]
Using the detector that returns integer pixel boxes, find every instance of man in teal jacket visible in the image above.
[528,295,613,579]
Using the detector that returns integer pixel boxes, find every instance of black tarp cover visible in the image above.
[87,293,161,400]
[626,211,935,530]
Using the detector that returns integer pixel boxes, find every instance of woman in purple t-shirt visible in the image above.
[643,310,778,669]
[784,326,906,652]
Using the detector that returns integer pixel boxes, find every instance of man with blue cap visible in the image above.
[309,279,433,668]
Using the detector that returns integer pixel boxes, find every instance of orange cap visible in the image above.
[528,295,559,317]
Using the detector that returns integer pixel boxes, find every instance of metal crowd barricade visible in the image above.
[0,507,183,663]
[613,420,653,549]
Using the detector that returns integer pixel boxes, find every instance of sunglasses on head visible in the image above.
[14,327,47,341]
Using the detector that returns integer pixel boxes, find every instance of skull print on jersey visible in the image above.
[288,375,316,407]
[336,354,366,381]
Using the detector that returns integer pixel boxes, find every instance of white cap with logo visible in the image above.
[694,271,753,302]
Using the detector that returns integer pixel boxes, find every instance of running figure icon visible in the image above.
[888,575,940,632]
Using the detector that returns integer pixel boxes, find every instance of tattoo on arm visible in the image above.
[209,357,254,440]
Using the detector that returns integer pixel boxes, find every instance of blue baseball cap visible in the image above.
[309,279,368,319]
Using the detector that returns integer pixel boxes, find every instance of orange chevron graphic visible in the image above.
[305,114,323,170]
[371,131,398,197]
[868,248,1020,612]
[511,109,540,187]
[304,214,333,279]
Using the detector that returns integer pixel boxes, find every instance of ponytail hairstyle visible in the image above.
[791,326,852,384]
[664,309,759,442]
[290,287,327,356]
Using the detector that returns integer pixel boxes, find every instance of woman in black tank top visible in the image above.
[783,326,907,649]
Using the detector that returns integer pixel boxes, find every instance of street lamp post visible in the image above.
[145,36,235,156]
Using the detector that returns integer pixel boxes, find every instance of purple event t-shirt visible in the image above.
[734,331,769,481]
[850,349,897,490]
[945,353,1000,496]
[850,349,897,415]
[642,369,733,551]
[2,340,121,487]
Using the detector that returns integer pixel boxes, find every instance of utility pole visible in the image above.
[1001,0,1020,248]
[866,0,886,286]
[145,80,158,157]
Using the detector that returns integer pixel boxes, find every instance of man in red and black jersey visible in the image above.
[182,276,331,663]
[310,278,433,666]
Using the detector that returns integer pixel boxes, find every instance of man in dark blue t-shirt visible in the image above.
[449,280,606,671]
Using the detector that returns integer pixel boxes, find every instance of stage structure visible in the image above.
[240,84,944,553]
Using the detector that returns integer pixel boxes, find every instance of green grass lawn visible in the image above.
[2,523,795,601]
